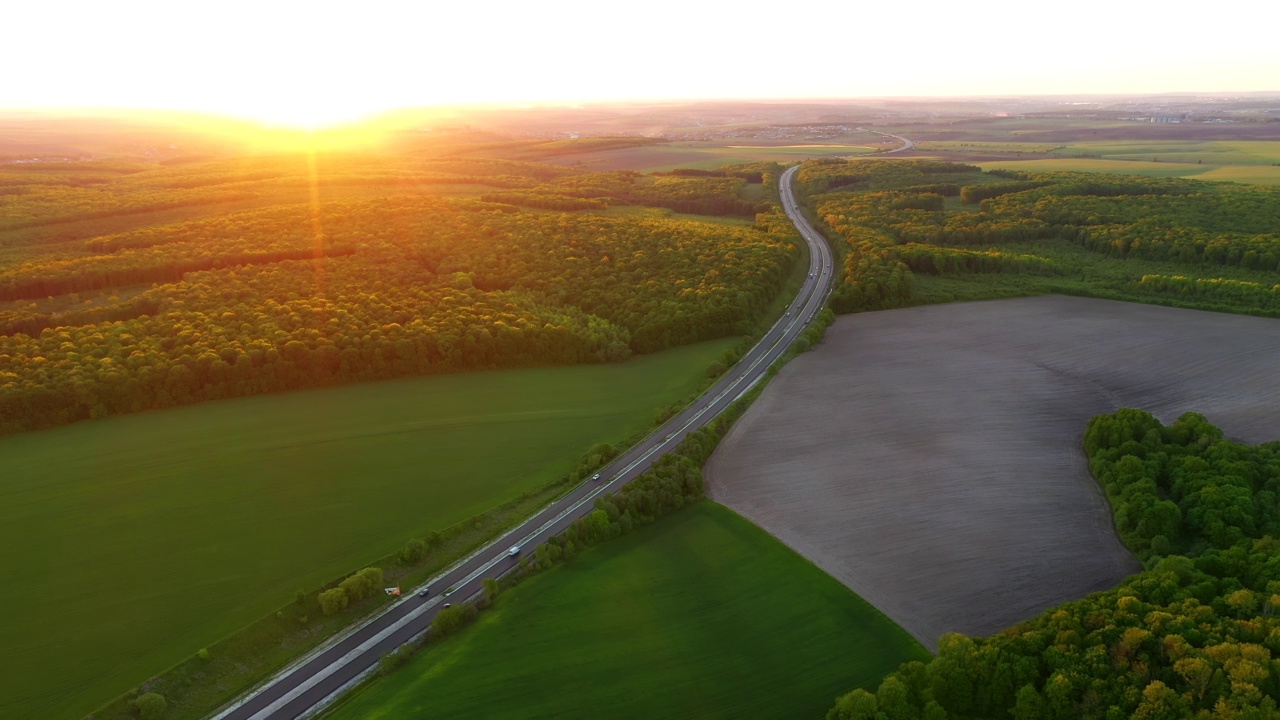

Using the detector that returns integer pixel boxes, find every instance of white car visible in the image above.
[592,473,602,481]
[508,545,521,557]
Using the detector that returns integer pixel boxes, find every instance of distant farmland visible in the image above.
[540,135,885,172]
[329,502,928,720]
[706,296,1280,649]
[0,339,731,720]
[943,139,1280,184]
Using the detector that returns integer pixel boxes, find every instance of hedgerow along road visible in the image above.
[214,164,835,720]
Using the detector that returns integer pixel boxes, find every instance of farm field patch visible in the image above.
[544,138,881,172]
[329,502,928,720]
[978,157,1212,178]
[1056,139,1280,165]
[0,338,731,720]
[914,135,1280,184]
[1193,164,1280,184]
[977,157,1280,184]
[707,296,1280,649]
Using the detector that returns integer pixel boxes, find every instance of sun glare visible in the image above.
[194,112,396,153]
[228,99,374,131]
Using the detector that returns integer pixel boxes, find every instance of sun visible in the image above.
[226,98,378,132]
[186,99,403,153]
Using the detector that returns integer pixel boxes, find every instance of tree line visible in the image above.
[1136,274,1280,311]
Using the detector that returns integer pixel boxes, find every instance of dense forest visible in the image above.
[0,155,795,434]
[792,159,1280,316]
[829,410,1280,719]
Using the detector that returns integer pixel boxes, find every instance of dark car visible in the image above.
[417,587,430,598]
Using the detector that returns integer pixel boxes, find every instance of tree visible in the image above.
[828,688,878,720]
[1132,681,1189,720]
[1011,684,1044,720]
[400,538,427,565]
[134,692,167,720]
[875,675,914,719]
[319,587,348,616]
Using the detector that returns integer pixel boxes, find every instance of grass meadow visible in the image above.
[968,140,1280,184]
[0,339,732,720]
[546,137,882,172]
[978,157,1213,178]
[1056,139,1280,165]
[328,502,928,720]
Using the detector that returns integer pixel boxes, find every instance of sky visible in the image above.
[5,0,1278,128]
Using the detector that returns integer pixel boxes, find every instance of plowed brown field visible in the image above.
[706,296,1280,650]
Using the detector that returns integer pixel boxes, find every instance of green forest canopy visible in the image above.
[0,156,794,434]
[791,159,1280,316]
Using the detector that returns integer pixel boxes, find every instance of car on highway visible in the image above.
[442,603,452,609]
[416,587,430,598]
[591,472,602,481]
[508,545,521,557]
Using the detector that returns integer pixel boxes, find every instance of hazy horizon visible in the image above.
[6,0,1277,129]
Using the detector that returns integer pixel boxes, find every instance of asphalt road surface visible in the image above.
[212,165,834,720]
[859,127,914,153]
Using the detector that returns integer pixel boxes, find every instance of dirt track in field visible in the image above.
[706,295,1280,650]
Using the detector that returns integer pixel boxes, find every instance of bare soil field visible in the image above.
[706,295,1280,650]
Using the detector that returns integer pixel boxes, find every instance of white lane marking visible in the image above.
[246,597,442,720]
[296,665,378,720]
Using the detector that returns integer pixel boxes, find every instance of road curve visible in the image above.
[212,166,833,720]
[858,127,914,154]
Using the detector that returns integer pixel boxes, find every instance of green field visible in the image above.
[0,339,732,720]
[978,157,1213,178]
[329,502,928,720]
[1056,139,1280,165]
[966,140,1280,185]
[548,136,883,172]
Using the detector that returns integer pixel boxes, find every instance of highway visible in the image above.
[212,165,834,720]
[859,127,914,153]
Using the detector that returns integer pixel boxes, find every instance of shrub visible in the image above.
[338,567,384,604]
[319,587,348,616]
[400,538,427,565]
[134,692,167,720]
[378,649,413,676]
[432,603,477,637]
